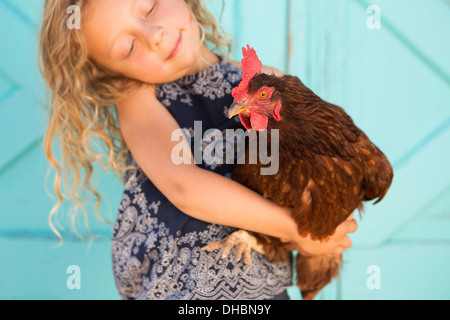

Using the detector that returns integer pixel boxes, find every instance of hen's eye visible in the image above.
[260,91,268,98]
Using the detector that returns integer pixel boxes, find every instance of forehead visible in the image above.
[82,0,127,59]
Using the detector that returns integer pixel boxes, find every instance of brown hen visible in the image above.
[207,46,393,300]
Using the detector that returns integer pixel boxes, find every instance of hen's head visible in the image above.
[230,45,282,131]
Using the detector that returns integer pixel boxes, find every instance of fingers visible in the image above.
[346,211,355,220]
[342,235,353,249]
[346,218,358,234]
[297,247,313,257]
[333,235,353,255]
[328,225,354,255]
[336,215,358,235]
[286,211,358,257]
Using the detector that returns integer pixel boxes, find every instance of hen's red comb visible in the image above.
[232,45,262,102]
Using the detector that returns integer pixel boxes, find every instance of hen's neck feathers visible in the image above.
[262,75,361,160]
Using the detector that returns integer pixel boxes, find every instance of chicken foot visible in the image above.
[202,230,265,267]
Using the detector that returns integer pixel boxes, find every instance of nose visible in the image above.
[144,26,166,51]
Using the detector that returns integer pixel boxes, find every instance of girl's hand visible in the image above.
[284,213,358,256]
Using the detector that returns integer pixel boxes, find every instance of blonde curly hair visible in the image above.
[39,0,231,240]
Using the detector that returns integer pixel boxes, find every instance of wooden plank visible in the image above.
[0,237,120,299]
[297,0,450,168]
[390,185,450,242]
[206,0,233,33]
[340,243,450,299]
[0,141,60,231]
[0,74,18,102]
[355,0,450,83]
[286,0,309,77]
[0,1,45,100]
[340,0,450,245]
[3,0,44,27]
[225,0,289,71]
[0,89,45,170]
[295,0,353,109]
[207,0,290,66]
[351,123,450,246]
[0,139,123,235]
[212,0,450,249]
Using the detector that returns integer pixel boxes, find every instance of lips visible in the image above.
[167,32,182,60]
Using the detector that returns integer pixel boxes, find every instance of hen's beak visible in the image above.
[228,101,249,119]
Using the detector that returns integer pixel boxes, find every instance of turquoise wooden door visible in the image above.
[294,0,450,299]
[1,0,448,299]
[0,0,121,299]
[217,0,450,299]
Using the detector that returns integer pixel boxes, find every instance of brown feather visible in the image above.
[232,73,394,299]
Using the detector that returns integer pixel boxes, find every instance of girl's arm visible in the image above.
[116,85,356,255]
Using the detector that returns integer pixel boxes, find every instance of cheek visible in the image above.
[159,0,195,28]
[160,0,201,49]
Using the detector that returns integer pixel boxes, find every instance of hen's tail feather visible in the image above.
[361,141,394,204]
[296,254,343,300]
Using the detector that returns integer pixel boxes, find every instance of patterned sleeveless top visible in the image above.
[111,58,293,300]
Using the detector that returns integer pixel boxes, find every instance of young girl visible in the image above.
[39,0,357,300]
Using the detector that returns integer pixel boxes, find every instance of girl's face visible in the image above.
[83,0,213,84]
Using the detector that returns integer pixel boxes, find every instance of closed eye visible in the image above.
[146,0,157,18]
[126,1,158,59]
[127,39,135,59]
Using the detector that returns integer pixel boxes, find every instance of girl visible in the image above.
[39,0,357,300]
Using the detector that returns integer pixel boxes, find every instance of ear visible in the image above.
[273,101,282,121]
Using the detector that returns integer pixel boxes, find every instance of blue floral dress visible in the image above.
[112,58,293,300]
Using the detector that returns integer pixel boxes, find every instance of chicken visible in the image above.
[203,46,393,300]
